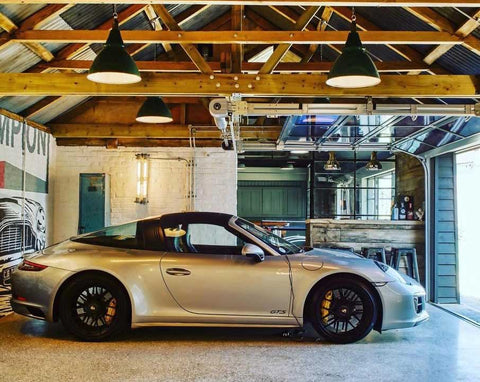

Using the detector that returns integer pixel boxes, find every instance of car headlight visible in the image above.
[374,261,407,284]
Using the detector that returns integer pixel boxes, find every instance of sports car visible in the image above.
[10,212,428,343]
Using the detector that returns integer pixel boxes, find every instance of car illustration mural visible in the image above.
[11,212,428,343]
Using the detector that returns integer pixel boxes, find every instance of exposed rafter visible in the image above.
[152,4,213,74]
[1,73,478,98]
[1,1,480,6]
[38,59,432,73]
[404,7,480,64]
[259,6,319,74]
[49,124,281,139]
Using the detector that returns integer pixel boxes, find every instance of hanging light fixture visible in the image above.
[324,152,341,171]
[136,97,173,123]
[135,40,172,123]
[326,9,380,88]
[87,6,141,84]
[365,151,383,171]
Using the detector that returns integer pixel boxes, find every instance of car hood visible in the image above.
[302,247,362,259]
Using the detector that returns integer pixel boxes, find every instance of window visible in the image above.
[360,170,395,220]
[73,221,140,249]
[163,223,245,255]
[311,151,395,220]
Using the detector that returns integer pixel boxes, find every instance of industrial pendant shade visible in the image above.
[87,16,141,84]
[326,14,380,89]
[136,97,173,123]
[366,151,383,171]
[324,152,341,171]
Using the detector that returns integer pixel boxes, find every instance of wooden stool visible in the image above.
[390,247,420,282]
[361,247,387,264]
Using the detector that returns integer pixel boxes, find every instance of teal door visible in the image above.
[78,173,106,234]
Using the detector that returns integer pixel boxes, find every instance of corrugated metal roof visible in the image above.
[0,5,45,25]
[181,5,230,31]
[356,6,437,32]
[31,96,90,124]
[60,4,130,30]
[436,45,480,75]
[0,96,46,114]
[328,13,407,62]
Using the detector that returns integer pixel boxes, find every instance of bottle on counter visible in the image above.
[391,200,399,220]
[399,202,407,220]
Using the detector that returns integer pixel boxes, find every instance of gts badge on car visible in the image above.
[270,310,286,314]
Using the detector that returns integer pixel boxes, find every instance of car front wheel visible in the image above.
[59,274,129,341]
[310,277,377,344]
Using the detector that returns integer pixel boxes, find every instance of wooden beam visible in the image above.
[41,59,432,73]
[55,138,225,148]
[50,123,281,139]
[1,1,479,6]
[231,5,244,73]
[0,73,478,98]
[0,108,50,133]
[152,4,213,74]
[0,11,17,33]
[259,6,319,74]
[0,11,54,61]
[302,6,333,64]
[144,5,173,57]
[8,30,467,45]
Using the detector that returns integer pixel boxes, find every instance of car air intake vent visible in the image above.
[0,224,35,256]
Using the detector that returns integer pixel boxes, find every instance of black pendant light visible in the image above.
[366,151,383,171]
[324,152,341,171]
[87,7,141,84]
[326,10,380,88]
[136,97,173,123]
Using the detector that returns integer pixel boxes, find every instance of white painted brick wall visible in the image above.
[53,146,237,242]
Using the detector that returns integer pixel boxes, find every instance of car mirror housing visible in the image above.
[241,243,265,263]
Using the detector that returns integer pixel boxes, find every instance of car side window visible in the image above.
[164,223,245,255]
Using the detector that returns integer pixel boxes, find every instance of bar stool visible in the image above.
[361,247,387,264]
[390,247,420,282]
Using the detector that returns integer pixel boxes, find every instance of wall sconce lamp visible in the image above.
[135,153,150,204]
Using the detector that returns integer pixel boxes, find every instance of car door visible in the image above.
[160,222,292,317]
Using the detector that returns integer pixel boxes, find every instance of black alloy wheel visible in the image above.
[310,277,377,344]
[59,274,129,341]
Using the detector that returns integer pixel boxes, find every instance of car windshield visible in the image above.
[235,218,302,255]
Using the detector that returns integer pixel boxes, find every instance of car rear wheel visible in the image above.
[310,277,377,344]
[59,274,129,341]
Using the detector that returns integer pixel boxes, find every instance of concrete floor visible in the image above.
[0,305,479,382]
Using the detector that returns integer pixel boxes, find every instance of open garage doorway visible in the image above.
[454,148,480,324]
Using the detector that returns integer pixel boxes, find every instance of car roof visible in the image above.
[151,212,236,227]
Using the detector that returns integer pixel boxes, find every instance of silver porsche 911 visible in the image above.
[11,212,428,343]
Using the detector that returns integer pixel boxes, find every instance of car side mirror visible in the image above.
[242,243,265,263]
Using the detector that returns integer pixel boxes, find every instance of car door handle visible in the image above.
[166,268,191,276]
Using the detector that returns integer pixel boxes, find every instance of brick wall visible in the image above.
[53,146,237,242]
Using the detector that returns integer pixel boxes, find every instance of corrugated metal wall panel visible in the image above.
[431,153,459,304]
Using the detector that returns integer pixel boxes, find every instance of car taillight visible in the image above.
[17,260,48,272]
